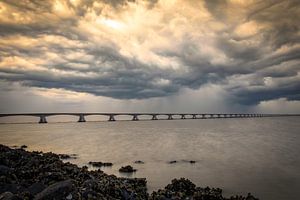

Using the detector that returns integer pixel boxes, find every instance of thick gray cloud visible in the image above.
[0,0,299,107]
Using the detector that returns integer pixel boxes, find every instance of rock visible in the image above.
[0,144,258,200]
[134,160,144,164]
[0,184,23,194]
[20,145,27,149]
[0,192,22,200]
[34,179,78,200]
[169,160,177,164]
[88,161,112,167]
[246,193,259,200]
[82,179,98,190]
[189,160,196,164]
[58,154,77,160]
[27,182,46,195]
[165,178,196,195]
[119,165,137,173]
[0,165,10,176]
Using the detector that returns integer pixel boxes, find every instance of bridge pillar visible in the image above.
[132,114,139,121]
[217,114,221,118]
[202,114,206,119]
[152,115,158,120]
[78,114,86,122]
[167,114,173,120]
[210,114,214,118]
[108,115,116,121]
[181,114,186,119]
[39,115,47,123]
[192,114,197,119]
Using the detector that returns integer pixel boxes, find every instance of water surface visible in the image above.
[0,117,299,200]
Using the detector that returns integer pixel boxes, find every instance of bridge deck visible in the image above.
[0,113,299,123]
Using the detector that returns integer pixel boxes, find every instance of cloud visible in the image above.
[0,0,299,108]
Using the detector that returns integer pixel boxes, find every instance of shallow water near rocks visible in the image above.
[0,117,300,200]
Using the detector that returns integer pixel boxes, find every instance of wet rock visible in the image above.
[20,145,27,149]
[169,160,177,164]
[26,182,46,196]
[0,192,22,200]
[246,193,259,200]
[0,165,10,176]
[34,179,78,200]
[165,178,196,195]
[58,154,77,160]
[0,184,24,194]
[119,165,137,173]
[189,160,196,164]
[82,179,98,190]
[88,161,112,167]
[134,160,144,164]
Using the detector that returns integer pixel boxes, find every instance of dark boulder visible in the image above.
[34,179,78,200]
[0,165,10,176]
[119,165,137,173]
[26,182,46,196]
[0,192,22,200]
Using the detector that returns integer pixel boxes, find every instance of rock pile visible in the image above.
[0,145,147,199]
[0,145,259,200]
[150,178,258,200]
[119,165,137,173]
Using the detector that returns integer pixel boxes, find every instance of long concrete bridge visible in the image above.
[0,113,299,123]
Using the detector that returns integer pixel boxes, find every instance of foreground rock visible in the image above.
[0,144,147,199]
[0,145,258,199]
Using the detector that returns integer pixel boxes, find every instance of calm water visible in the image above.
[0,117,299,200]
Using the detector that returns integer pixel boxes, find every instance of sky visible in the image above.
[0,0,299,114]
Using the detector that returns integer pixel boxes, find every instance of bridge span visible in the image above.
[0,113,299,123]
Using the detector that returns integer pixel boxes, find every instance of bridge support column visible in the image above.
[192,114,197,119]
[217,114,221,118]
[132,115,139,121]
[78,114,86,122]
[108,115,116,121]
[152,115,158,120]
[168,114,173,120]
[39,115,47,123]
[202,114,206,119]
[181,114,186,119]
[210,114,214,118]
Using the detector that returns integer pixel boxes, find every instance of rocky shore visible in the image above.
[0,144,258,200]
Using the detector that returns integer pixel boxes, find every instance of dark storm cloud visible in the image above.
[0,0,299,105]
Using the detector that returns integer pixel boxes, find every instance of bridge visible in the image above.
[0,113,299,123]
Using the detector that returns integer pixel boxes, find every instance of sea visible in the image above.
[0,116,299,200]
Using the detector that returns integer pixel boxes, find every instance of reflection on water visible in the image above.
[0,117,300,200]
